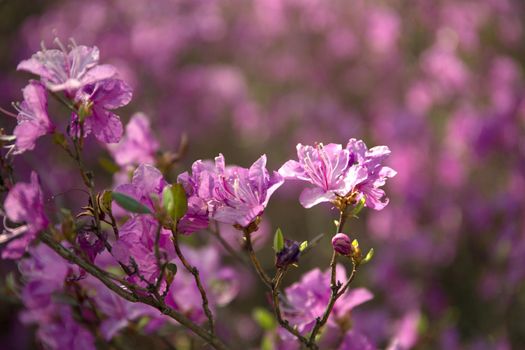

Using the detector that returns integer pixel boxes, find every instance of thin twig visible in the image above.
[243,228,272,288]
[172,229,215,335]
[307,207,355,346]
[209,221,247,265]
[271,268,311,347]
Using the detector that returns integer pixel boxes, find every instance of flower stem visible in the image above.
[172,229,216,335]
[243,228,272,287]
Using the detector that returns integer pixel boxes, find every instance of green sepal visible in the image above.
[273,228,284,253]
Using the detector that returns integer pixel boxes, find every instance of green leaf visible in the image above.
[252,308,276,331]
[136,316,151,330]
[273,228,284,253]
[162,184,188,221]
[98,157,120,174]
[112,192,152,214]
[362,248,374,264]
[166,263,178,275]
[165,263,178,285]
[261,335,275,350]
[351,196,366,218]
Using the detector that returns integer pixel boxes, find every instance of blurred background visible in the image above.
[0,0,524,349]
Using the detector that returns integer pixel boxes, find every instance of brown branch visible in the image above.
[40,232,229,350]
[243,228,272,288]
[271,269,311,348]
[172,229,215,335]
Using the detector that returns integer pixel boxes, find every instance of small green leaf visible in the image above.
[165,263,178,285]
[362,248,374,264]
[112,192,152,214]
[417,313,427,334]
[52,132,67,148]
[261,335,275,350]
[352,239,359,249]
[162,184,188,221]
[98,190,113,213]
[166,263,178,275]
[98,157,120,174]
[136,316,151,330]
[299,241,308,252]
[351,196,366,217]
[252,308,276,331]
[273,228,284,253]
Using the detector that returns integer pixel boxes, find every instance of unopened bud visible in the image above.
[331,233,353,256]
[275,239,301,269]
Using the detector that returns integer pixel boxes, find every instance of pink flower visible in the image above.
[2,172,48,259]
[279,142,367,208]
[17,40,116,93]
[13,81,54,154]
[108,113,159,166]
[279,140,396,210]
[73,78,132,143]
[211,154,284,227]
[281,264,373,336]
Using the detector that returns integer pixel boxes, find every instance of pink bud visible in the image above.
[332,233,352,255]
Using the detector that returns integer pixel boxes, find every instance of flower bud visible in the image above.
[275,239,301,268]
[332,233,353,256]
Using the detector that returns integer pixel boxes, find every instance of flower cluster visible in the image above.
[279,140,396,210]
[178,154,284,230]
[12,40,132,151]
[12,2,523,347]
[0,37,397,350]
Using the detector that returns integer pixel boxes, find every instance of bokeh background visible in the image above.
[0,0,524,349]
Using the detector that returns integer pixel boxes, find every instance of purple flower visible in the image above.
[1,172,48,259]
[112,164,167,215]
[77,231,106,263]
[34,305,96,350]
[18,245,95,350]
[84,253,167,339]
[346,138,397,210]
[332,233,353,256]
[279,140,395,210]
[211,154,284,227]
[17,40,116,93]
[18,245,69,315]
[165,245,239,323]
[112,215,174,286]
[73,78,132,143]
[279,143,367,208]
[281,265,373,336]
[386,310,421,350]
[339,331,376,350]
[108,113,159,167]
[12,81,54,154]
[177,160,216,234]
[111,165,173,286]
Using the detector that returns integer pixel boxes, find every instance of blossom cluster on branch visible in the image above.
[0,40,398,349]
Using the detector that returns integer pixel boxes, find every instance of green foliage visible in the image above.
[162,184,188,221]
[273,228,284,253]
[112,192,152,214]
